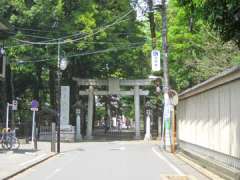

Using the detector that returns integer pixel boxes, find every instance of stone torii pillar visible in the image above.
[86,86,94,140]
[134,86,141,139]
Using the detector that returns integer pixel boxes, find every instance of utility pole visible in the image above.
[160,0,171,151]
[161,0,169,89]
[148,0,163,140]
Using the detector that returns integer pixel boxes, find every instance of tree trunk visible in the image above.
[49,66,56,110]
[5,64,13,127]
[1,78,7,125]
[33,64,42,102]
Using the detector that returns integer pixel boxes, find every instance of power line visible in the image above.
[13,18,130,45]
[12,26,56,33]
[12,9,134,46]
[11,43,148,64]
[12,10,133,41]
[5,38,148,49]
[8,31,54,40]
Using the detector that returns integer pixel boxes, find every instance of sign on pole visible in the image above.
[171,95,179,106]
[31,100,39,111]
[151,50,161,72]
[12,100,18,111]
[153,0,162,6]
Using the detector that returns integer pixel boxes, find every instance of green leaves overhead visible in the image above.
[178,0,240,47]
[1,0,150,107]
[166,0,240,91]
[1,0,239,111]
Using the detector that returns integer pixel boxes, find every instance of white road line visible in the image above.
[152,147,185,176]
[19,153,47,166]
[110,146,126,150]
[120,146,126,150]
[45,168,61,180]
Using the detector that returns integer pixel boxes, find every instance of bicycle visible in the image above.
[0,128,20,150]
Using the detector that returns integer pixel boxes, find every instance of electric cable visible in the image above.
[5,38,148,49]
[8,31,54,40]
[11,10,133,42]
[11,43,149,64]
[12,9,134,45]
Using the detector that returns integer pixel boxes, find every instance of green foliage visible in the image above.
[178,0,240,47]
[1,0,239,124]
[165,0,240,91]
[0,0,151,123]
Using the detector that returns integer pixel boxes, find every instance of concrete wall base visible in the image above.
[180,149,240,180]
[39,127,75,142]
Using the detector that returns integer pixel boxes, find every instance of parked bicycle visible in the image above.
[0,128,20,150]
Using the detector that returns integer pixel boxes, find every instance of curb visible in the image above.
[3,153,57,180]
[176,152,225,180]
[178,150,240,180]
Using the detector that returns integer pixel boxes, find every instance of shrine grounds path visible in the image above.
[10,141,215,180]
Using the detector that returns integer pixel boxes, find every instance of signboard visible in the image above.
[12,100,18,111]
[153,0,168,6]
[151,50,161,72]
[109,79,120,94]
[163,93,171,129]
[31,100,39,111]
[171,95,179,106]
[153,0,162,6]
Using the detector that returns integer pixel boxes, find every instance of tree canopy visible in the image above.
[178,0,240,47]
[0,0,239,124]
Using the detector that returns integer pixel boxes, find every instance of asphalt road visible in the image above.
[12,142,210,180]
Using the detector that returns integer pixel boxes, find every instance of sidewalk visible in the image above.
[0,141,55,180]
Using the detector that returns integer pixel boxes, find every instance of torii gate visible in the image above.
[73,78,152,140]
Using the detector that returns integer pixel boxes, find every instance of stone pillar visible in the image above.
[60,86,70,129]
[134,86,141,139]
[157,116,162,140]
[144,109,152,141]
[76,108,82,141]
[86,86,94,140]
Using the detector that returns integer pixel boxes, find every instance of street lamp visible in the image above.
[148,75,163,94]
[57,41,68,153]
[60,57,68,71]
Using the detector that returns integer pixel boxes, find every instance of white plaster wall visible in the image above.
[230,81,240,158]
[177,80,240,159]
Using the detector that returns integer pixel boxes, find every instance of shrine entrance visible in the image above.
[73,78,152,140]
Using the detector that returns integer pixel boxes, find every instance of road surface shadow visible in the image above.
[12,149,39,154]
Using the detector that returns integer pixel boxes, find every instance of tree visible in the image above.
[160,0,240,91]
[0,0,150,125]
[179,0,240,48]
